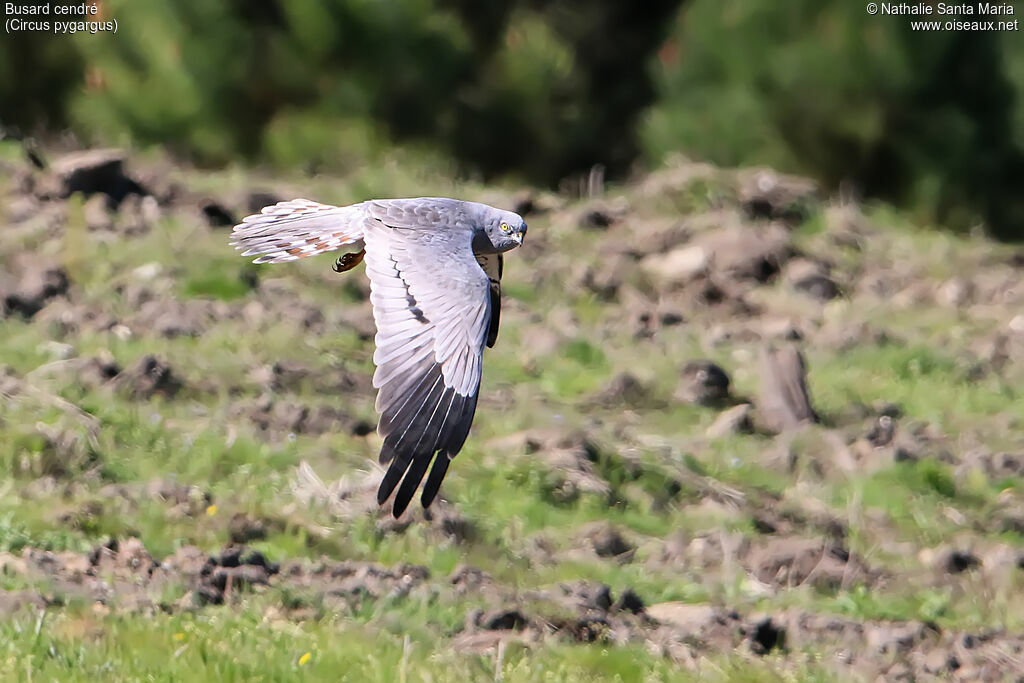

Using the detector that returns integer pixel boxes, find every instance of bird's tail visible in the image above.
[230,199,366,264]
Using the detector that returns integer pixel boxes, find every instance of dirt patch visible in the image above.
[652,530,879,594]
[0,533,1016,680]
[15,423,102,479]
[746,537,878,592]
[238,396,362,438]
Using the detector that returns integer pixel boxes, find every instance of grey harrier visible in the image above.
[230,198,527,517]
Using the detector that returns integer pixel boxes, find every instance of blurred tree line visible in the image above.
[3,0,1023,238]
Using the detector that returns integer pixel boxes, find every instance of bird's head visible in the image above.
[480,210,527,253]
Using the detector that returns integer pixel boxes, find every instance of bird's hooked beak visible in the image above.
[515,224,527,245]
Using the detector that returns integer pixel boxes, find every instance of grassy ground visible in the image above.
[2,143,1024,680]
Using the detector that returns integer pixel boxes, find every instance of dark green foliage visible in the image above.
[8,0,1024,237]
[644,0,1024,238]
[55,0,683,183]
[0,2,84,132]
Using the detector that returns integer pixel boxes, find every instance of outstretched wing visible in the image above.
[230,199,366,264]
[363,202,492,516]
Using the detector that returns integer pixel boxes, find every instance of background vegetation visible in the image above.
[3,0,1024,237]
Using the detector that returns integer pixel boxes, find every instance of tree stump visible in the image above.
[758,345,817,432]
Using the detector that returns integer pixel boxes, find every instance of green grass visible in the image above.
[2,150,1023,680]
[0,602,825,682]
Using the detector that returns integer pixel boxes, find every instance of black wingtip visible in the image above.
[378,456,409,505]
[392,455,431,518]
[420,453,451,509]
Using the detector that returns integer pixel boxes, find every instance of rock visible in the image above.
[647,602,719,633]
[3,265,70,319]
[936,278,973,308]
[792,274,840,301]
[38,340,75,360]
[581,528,634,557]
[995,506,1024,535]
[578,253,630,300]
[760,318,804,341]
[255,360,311,393]
[243,398,357,437]
[747,615,786,655]
[200,200,237,227]
[228,513,269,543]
[783,259,840,302]
[592,373,656,408]
[548,582,618,616]
[921,648,958,674]
[89,537,155,575]
[115,355,182,399]
[146,478,211,515]
[640,246,708,288]
[578,208,614,230]
[613,588,645,614]
[864,621,932,655]
[131,263,162,283]
[660,309,686,326]
[758,345,817,432]
[423,502,477,543]
[478,609,528,631]
[154,310,201,339]
[211,545,279,575]
[982,451,1024,478]
[677,360,731,406]
[706,404,754,439]
[691,223,792,283]
[586,523,635,558]
[449,565,491,591]
[46,148,147,205]
[935,547,980,574]
[748,538,870,591]
[205,564,271,600]
[237,549,279,574]
[557,617,611,643]
[867,415,896,447]
[739,169,817,223]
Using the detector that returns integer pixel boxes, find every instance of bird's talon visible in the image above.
[333,249,365,273]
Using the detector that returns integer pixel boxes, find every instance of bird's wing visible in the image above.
[475,253,503,348]
[230,199,366,264]
[363,203,492,516]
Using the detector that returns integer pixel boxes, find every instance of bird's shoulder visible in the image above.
[367,198,504,231]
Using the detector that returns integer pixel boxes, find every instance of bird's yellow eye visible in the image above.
[500,222,511,233]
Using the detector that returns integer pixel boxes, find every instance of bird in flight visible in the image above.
[230,197,527,517]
